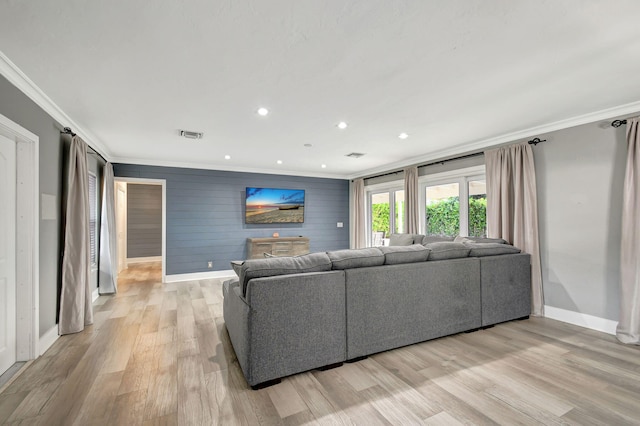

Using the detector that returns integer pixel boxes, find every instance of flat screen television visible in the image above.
[245,187,305,224]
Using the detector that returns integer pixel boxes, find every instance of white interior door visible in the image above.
[116,183,127,273]
[0,134,16,375]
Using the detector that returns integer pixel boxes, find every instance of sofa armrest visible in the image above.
[243,271,346,386]
[223,285,251,377]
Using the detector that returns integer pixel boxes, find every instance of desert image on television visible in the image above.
[245,188,305,223]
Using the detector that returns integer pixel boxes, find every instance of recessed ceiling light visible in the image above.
[321,164,327,168]
[337,121,348,129]
[277,160,283,164]
[224,155,231,160]
[399,132,409,139]
[257,107,269,116]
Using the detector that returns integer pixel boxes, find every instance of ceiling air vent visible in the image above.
[345,152,366,158]
[179,130,204,139]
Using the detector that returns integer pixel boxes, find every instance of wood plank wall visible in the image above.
[114,164,350,275]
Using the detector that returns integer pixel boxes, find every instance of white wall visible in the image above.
[534,120,628,321]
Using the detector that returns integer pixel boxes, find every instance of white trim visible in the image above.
[0,52,111,161]
[0,113,39,362]
[348,101,640,180]
[127,256,162,265]
[114,178,166,283]
[92,288,100,303]
[544,305,618,335]
[38,326,59,356]
[165,270,236,283]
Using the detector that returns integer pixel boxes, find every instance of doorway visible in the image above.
[0,113,39,375]
[113,178,166,284]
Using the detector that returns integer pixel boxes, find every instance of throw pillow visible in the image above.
[327,248,385,270]
[379,244,430,265]
[465,242,521,257]
[230,260,244,276]
[388,233,414,246]
[424,242,471,260]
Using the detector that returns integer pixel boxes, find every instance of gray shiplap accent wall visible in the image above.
[114,164,350,274]
[127,183,162,258]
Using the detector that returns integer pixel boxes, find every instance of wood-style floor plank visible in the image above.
[1,261,639,425]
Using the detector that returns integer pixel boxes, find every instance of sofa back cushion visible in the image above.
[237,252,333,295]
[327,248,385,270]
[379,244,430,265]
[465,242,521,257]
[424,242,471,260]
[454,235,508,245]
[422,235,455,244]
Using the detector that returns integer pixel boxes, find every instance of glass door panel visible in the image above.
[425,183,459,236]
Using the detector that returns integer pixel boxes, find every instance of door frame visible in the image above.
[113,177,166,283]
[0,113,39,361]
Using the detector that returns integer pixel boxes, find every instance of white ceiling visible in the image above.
[1,1,640,179]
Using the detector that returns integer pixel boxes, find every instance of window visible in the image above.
[88,172,97,266]
[420,166,486,238]
[367,184,404,245]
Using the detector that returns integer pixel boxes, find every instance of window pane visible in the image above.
[468,179,487,237]
[425,183,459,236]
[371,192,390,244]
[394,190,405,233]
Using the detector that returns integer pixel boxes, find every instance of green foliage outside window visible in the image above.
[426,196,487,237]
[372,203,390,235]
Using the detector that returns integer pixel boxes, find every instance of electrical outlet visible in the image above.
[207,261,213,268]
[337,222,343,228]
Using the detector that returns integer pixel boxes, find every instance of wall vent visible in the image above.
[345,152,366,158]
[179,130,204,139]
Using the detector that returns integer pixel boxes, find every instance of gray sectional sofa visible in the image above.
[223,237,531,388]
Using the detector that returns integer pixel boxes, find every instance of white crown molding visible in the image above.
[110,155,352,180]
[348,101,640,180]
[0,51,112,161]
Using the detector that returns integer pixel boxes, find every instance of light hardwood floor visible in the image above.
[1,263,640,425]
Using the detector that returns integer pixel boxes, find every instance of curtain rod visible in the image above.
[60,127,107,163]
[357,151,485,182]
[612,119,627,128]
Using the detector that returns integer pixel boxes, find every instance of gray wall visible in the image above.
[114,164,350,274]
[0,74,62,337]
[534,120,627,321]
[127,183,162,258]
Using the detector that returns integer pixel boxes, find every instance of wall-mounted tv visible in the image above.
[245,187,305,224]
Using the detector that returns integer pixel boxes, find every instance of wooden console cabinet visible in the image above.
[246,237,310,259]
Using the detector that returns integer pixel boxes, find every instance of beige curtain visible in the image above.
[352,178,366,248]
[617,117,640,344]
[59,136,93,335]
[485,142,544,316]
[99,162,117,294]
[404,166,419,234]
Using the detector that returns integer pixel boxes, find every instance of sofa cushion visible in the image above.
[454,235,508,245]
[422,235,455,244]
[238,252,333,295]
[379,244,430,265]
[424,242,471,260]
[327,248,385,270]
[388,233,415,246]
[465,242,521,257]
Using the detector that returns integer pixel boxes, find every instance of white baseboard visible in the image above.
[165,269,236,283]
[126,256,162,265]
[92,288,100,303]
[544,305,618,335]
[38,325,59,356]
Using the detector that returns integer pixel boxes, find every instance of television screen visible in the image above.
[245,187,305,224]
